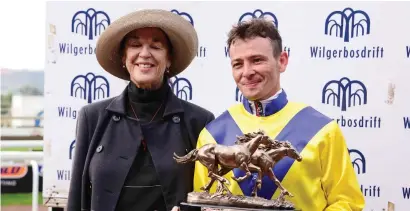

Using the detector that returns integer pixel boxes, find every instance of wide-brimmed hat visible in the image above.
[96,9,198,80]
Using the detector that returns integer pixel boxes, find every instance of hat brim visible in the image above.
[96,9,198,80]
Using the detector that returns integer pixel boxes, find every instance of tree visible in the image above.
[1,92,12,116]
[18,85,43,96]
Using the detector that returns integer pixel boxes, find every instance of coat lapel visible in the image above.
[84,85,188,211]
[92,113,143,211]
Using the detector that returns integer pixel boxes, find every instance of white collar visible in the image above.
[248,88,283,104]
[247,88,283,116]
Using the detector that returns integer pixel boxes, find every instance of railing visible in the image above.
[1,116,44,128]
[1,140,44,211]
[1,140,44,148]
[1,116,44,120]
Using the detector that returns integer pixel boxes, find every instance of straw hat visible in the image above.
[96,9,198,80]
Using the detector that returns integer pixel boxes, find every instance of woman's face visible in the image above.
[122,27,171,89]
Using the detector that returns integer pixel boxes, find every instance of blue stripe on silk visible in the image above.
[205,111,256,195]
[254,106,332,199]
[243,90,288,116]
[232,164,259,196]
[205,110,243,145]
[206,106,331,199]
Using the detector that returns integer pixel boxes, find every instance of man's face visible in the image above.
[229,36,288,101]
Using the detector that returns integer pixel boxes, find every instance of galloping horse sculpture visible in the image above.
[200,131,303,201]
[250,140,302,200]
[173,131,272,195]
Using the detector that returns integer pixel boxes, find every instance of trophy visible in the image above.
[173,130,302,210]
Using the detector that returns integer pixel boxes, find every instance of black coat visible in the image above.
[66,86,215,211]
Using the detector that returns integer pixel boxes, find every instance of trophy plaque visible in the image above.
[173,130,303,210]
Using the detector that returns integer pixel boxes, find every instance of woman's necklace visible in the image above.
[129,101,163,123]
[129,101,164,151]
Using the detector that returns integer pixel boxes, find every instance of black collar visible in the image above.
[105,84,184,118]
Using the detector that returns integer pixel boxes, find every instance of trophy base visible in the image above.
[184,192,296,210]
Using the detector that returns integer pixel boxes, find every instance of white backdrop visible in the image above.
[44,1,410,210]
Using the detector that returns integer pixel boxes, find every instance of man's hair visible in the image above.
[226,18,283,58]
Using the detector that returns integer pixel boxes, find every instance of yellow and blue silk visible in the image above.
[193,91,365,211]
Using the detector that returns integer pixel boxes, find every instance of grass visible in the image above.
[0,147,43,152]
[1,193,43,206]
[1,146,44,206]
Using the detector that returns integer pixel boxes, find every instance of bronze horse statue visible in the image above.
[250,140,302,200]
[173,131,272,195]
[201,133,302,201]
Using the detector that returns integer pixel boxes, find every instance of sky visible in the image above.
[0,0,47,71]
[0,0,193,71]
[0,0,336,71]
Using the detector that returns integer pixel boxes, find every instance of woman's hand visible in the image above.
[171,206,180,211]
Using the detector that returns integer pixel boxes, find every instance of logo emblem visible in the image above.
[69,140,75,160]
[170,9,194,26]
[322,77,367,111]
[348,149,366,174]
[71,8,111,40]
[235,87,243,102]
[238,9,278,27]
[169,76,193,101]
[1,166,28,179]
[70,72,110,104]
[325,7,370,42]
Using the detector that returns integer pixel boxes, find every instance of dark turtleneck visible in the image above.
[127,77,169,122]
[115,78,169,211]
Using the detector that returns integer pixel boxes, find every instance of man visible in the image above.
[193,18,365,211]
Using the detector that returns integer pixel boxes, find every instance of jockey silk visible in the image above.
[193,91,365,211]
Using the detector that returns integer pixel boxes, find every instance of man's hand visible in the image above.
[171,206,180,211]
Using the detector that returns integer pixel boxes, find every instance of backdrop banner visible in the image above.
[44,1,410,210]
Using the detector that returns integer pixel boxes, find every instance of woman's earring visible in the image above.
[122,64,126,68]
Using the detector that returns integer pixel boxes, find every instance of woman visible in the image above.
[66,9,214,211]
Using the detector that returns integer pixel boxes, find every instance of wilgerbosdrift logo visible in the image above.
[59,8,110,57]
[324,8,370,42]
[322,77,382,129]
[310,7,384,60]
[349,148,366,174]
[71,8,110,40]
[322,77,367,111]
[404,117,410,129]
[349,148,381,198]
[57,72,109,121]
[238,9,278,26]
[170,9,206,58]
[403,187,410,199]
[56,139,76,181]
[69,140,75,160]
[406,46,410,58]
[224,9,290,58]
[70,72,110,104]
[170,9,194,25]
[169,76,193,101]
